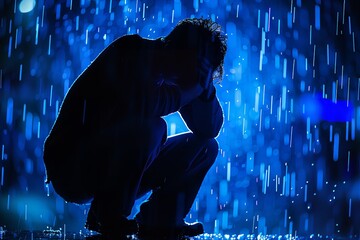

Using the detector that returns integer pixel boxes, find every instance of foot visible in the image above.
[177,221,204,237]
[85,234,134,240]
[137,221,204,239]
[85,211,138,238]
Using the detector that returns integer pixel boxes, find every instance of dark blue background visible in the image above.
[0,0,359,238]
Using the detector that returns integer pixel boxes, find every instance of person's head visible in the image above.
[163,18,227,82]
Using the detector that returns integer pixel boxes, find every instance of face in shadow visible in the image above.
[158,43,217,89]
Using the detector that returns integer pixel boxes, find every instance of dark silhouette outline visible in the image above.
[43,18,227,239]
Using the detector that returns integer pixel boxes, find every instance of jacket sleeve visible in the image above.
[179,87,224,139]
[147,77,203,118]
[150,80,183,117]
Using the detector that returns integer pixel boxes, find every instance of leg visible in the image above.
[86,118,167,234]
[135,132,218,228]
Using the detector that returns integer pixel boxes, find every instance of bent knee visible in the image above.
[188,134,219,165]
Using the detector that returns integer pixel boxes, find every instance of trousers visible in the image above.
[49,118,218,226]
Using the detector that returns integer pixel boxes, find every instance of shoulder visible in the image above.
[99,34,143,58]
[113,34,143,47]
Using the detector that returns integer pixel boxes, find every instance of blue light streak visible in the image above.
[1,0,359,237]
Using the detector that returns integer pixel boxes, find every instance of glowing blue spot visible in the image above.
[289,221,293,236]
[1,167,4,186]
[275,38,286,52]
[300,81,305,92]
[261,28,266,53]
[260,163,265,181]
[25,158,33,174]
[332,81,337,103]
[283,58,287,78]
[357,107,360,130]
[56,3,61,20]
[22,104,27,122]
[19,0,36,13]
[68,33,75,46]
[222,211,228,229]
[25,112,33,140]
[349,198,352,217]
[281,86,287,110]
[42,99,47,115]
[315,5,320,30]
[275,54,280,69]
[8,36,12,58]
[293,30,299,40]
[292,48,298,58]
[49,85,53,107]
[264,116,270,129]
[76,16,79,31]
[258,217,267,235]
[219,180,228,204]
[287,12,292,28]
[193,0,199,12]
[6,98,13,126]
[174,0,182,17]
[317,169,323,191]
[290,172,296,197]
[256,133,264,146]
[266,147,272,157]
[206,0,218,9]
[277,19,281,34]
[226,162,231,181]
[19,64,23,81]
[233,199,238,218]
[37,121,41,139]
[1,145,4,160]
[285,173,290,196]
[284,134,289,145]
[56,100,60,117]
[306,117,310,138]
[333,133,339,161]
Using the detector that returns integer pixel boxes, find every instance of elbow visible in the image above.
[194,129,221,139]
[204,114,224,139]
[210,122,223,139]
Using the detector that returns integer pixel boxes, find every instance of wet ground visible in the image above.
[0,229,358,240]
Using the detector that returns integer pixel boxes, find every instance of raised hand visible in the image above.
[198,56,214,90]
[197,56,216,100]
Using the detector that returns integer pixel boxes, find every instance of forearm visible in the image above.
[179,87,224,138]
[178,81,204,107]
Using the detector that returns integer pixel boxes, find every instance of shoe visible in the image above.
[137,221,204,239]
[177,222,204,237]
[85,211,138,238]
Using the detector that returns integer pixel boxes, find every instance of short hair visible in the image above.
[165,18,227,81]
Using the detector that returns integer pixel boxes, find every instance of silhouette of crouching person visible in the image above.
[43,18,227,239]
